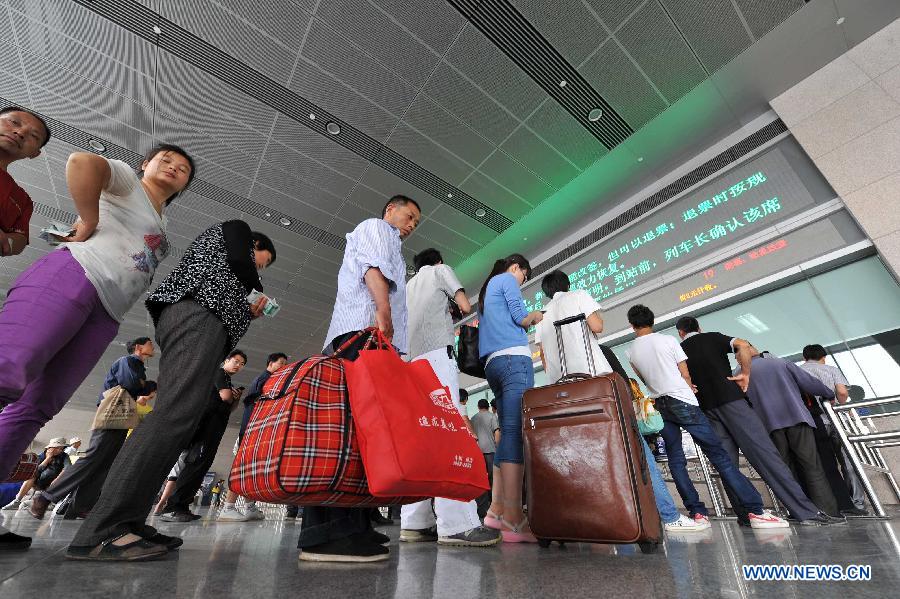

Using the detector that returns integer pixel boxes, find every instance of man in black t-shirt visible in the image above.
[158,350,247,522]
[676,316,839,526]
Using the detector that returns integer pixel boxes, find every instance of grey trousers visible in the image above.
[704,399,819,521]
[42,427,127,509]
[770,423,839,516]
[71,299,229,547]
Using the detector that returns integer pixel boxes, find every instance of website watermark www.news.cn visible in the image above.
[742,564,871,582]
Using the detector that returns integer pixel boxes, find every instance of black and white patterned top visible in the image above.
[146,220,262,352]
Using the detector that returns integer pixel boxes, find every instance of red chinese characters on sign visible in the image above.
[725,239,788,270]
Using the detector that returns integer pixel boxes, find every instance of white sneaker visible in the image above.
[749,510,789,529]
[244,506,265,521]
[665,514,710,533]
[1,498,21,511]
[217,506,249,522]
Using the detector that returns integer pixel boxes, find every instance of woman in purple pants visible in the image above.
[0,144,194,550]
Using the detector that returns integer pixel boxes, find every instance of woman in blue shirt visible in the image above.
[477,254,543,543]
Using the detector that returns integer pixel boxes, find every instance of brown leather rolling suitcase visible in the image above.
[523,314,661,553]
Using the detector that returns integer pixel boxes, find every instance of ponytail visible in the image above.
[477,253,532,314]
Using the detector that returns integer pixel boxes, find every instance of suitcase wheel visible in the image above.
[638,541,660,554]
[537,538,552,548]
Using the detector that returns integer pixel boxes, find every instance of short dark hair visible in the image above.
[490,400,497,410]
[126,337,151,354]
[459,388,469,402]
[803,344,828,361]
[252,231,276,265]
[627,304,655,329]
[382,194,421,217]
[541,270,570,299]
[0,107,51,147]
[675,316,700,334]
[227,349,247,364]
[141,144,196,205]
[413,248,443,272]
[267,352,288,364]
[477,399,489,410]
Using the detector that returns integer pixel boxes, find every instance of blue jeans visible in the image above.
[641,435,680,524]
[485,354,534,465]
[655,396,763,518]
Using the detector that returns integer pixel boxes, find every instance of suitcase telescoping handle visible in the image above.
[554,313,597,382]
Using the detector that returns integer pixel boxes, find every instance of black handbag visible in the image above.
[456,324,485,379]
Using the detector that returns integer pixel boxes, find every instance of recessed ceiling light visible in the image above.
[523,237,528,241]
[265,212,271,217]
[309,113,316,120]
[836,17,845,25]
[88,139,106,152]
[279,217,291,226]
[637,156,644,162]
[559,80,567,88]
[588,108,603,122]
[152,26,162,35]
[475,208,486,218]
[326,122,341,135]
[447,193,453,198]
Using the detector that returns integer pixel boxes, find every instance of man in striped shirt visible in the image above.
[298,194,421,564]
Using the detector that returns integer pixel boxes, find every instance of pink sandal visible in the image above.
[484,510,502,530]
[500,516,538,543]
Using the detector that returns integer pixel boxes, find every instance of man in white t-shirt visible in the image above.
[625,304,786,529]
[535,271,612,382]
[400,248,500,547]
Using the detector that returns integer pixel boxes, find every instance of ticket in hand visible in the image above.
[246,289,281,317]
[39,220,76,246]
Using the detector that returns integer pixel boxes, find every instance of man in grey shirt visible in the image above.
[470,398,498,518]
[400,248,500,547]
[801,344,868,514]
[740,350,843,518]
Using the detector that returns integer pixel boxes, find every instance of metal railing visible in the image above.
[824,395,900,518]
[657,393,900,519]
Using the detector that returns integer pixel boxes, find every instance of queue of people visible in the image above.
[0,105,869,566]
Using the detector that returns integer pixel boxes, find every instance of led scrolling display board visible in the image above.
[519,145,823,316]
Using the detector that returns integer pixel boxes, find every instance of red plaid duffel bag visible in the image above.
[229,353,426,507]
[4,452,39,482]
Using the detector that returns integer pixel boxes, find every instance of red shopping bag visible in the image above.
[345,329,490,501]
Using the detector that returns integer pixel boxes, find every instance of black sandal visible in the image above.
[146,532,183,550]
[66,533,168,561]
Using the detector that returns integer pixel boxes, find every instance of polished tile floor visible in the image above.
[2,508,899,598]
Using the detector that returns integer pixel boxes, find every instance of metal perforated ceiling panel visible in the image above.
[1,0,889,416]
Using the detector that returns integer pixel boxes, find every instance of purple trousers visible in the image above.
[0,249,118,479]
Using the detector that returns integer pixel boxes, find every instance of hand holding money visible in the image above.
[247,289,281,317]
[38,220,77,246]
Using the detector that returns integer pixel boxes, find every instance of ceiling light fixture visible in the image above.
[736,313,770,334]
[309,113,316,120]
[279,217,291,226]
[447,193,453,198]
[88,139,106,153]
[152,26,162,35]
[475,208,486,217]
[326,122,341,135]
[588,108,603,122]
[637,156,644,162]
[836,17,845,25]
[559,80,567,88]
[265,212,271,217]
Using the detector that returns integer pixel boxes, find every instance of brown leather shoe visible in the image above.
[29,494,51,520]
